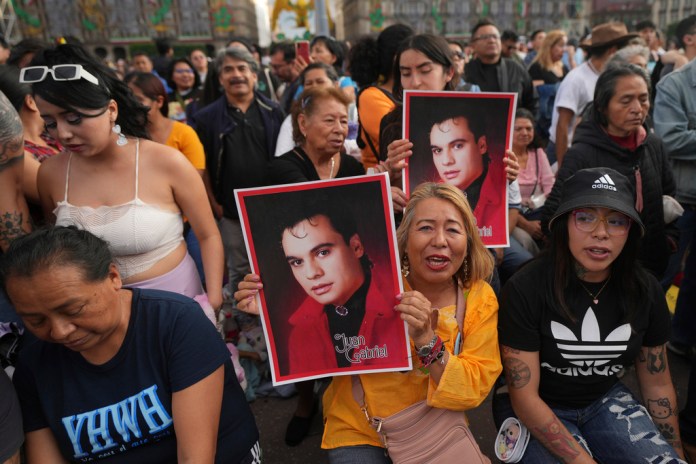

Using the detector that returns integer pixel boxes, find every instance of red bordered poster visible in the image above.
[403,90,517,247]
[235,173,411,385]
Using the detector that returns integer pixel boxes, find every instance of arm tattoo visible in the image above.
[503,357,531,389]
[647,397,682,450]
[0,91,24,171]
[533,417,581,463]
[502,346,520,355]
[0,211,28,249]
[639,346,666,374]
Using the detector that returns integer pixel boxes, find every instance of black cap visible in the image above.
[549,168,645,236]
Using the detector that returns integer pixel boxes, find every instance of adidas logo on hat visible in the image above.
[592,174,617,191]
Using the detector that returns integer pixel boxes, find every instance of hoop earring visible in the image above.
[112,124,128,146]
[401,254,410,278]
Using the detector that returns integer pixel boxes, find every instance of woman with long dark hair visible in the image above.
[496,168,685,462]
[166,57,202,124]
[349,23,413,169]
[30,44,223,312]
[309,35,356,101]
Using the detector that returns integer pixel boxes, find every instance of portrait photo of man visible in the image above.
[404,91,516,247]
[236,175,410,384]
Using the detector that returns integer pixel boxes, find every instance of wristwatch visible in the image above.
[415,334,439,357]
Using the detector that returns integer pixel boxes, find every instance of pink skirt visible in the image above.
[126,253,203,298]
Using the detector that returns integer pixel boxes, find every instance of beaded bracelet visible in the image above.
[419,337,445,367]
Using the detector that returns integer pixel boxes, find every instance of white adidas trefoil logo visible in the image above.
[592,174,618,191]
[551,308,631,368]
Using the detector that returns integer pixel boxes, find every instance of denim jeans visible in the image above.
[218,216,251,295]
[327,445,392,464]
[493,382,685,463]
[670,208,696,346]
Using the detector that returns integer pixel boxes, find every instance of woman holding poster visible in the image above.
[378,34,518,247]
[236,183,502,462]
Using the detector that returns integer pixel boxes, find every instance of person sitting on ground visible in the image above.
[541,64,678,280]
[511,108,555,255]
[237,183,501,463]
[495,167,686,463]
[2,226,260,464]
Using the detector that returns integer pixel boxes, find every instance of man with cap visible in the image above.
[547,22,637,166]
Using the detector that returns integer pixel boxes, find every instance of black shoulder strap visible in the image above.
[356,86,398,159]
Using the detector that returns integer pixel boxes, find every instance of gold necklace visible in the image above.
[329,155,336,179]
[578,276,611,305]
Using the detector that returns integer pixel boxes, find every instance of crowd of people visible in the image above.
[0,14,695,464]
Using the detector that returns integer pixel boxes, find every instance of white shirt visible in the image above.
[549,61,599,146]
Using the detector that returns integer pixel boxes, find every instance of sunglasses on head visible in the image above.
[19,64,100,86]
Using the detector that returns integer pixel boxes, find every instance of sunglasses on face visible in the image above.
[19,64,100,86]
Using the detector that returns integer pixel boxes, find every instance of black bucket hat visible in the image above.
[548,167,645,236]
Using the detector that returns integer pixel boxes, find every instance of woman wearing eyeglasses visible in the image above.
[166,57,202,124]
[29,44,224,314]
[495,167,686,463]
[540,64,678,280]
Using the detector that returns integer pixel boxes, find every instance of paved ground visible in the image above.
[250,351,693,463]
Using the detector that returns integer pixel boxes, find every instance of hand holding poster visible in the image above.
[403,91,517,247]
[236,174,411,385]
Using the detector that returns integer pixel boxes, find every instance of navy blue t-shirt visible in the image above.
[13,288,258,463]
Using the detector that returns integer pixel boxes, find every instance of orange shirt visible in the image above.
[358,86,397,170]
[165,121,206,170]
[321,279,502,449]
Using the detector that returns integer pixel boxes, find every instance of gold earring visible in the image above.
[401,254,410,278]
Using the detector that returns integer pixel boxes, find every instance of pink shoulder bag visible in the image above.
[351,289,490,463]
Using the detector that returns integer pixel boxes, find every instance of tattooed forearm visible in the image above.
[533,417,581,463]
[503,357,531,389]
[647,397,683,453]
[639,346,667,374]
[0,210,29,250]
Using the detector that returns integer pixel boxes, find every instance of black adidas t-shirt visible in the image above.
[499,259,670,409]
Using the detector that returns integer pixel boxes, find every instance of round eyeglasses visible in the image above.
[572,210,631,236]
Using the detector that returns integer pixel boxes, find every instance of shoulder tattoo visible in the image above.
[0,91,24,171]
[503,356,531,389]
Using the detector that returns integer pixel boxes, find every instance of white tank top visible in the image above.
[54,139,184,280]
